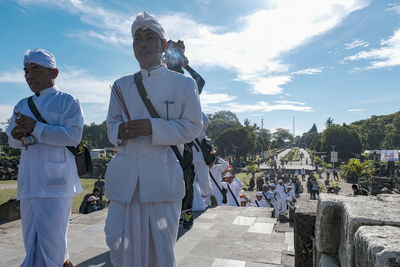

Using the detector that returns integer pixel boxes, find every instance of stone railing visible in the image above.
[314,194,400,267]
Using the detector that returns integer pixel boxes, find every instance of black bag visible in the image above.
[221,188,228,204]
[27,96,92,176]
[79,193,91,214]
[195,138,216,165]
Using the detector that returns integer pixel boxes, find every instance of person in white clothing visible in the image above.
[6,48,83,267]
[104,12,203,267]
[209,156,229,206]
[276,179,289,214]
[252,192,268,207]
[222,172,240,207]
[267,183,280,218]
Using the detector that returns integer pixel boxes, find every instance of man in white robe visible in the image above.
[209,156,229,206]
[191,113,213,212]
[6,48,84,267]
[222,172,240,207]
[276,179,288,214]
[252,192,268,207]
[267,183,280,218]
[104,11,203,267]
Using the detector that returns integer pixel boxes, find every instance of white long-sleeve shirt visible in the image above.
[6,86,84,199]
[222,181,240,207]
[209,158,229,190]
[252,198,268,207]
[105,65,203,203]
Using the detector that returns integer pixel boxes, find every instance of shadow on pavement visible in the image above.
[176,207,213,240]
[75,251,112,267]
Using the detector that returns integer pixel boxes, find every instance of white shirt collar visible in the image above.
[35,86,57,97]
[140,64,167,79]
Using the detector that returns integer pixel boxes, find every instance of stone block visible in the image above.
[0,199,20,220]
[315,194,346,256]
[338,195,400,267]
[319,253,340,267]
[354,225,400,267]
[294,199,317,267]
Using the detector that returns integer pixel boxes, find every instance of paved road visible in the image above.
[260,148,314,171]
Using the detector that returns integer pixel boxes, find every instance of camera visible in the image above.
[163,40,188,73]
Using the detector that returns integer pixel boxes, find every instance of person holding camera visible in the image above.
[163,39,212,227]
[104,11,203,266]
[6,48,84,267]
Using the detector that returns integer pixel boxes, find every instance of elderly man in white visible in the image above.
[104,11,203,267]
[6,48,84,267]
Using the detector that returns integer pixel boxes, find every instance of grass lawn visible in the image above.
[0,178,105,214]
[0,180,18,184]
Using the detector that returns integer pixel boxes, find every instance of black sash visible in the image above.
[255,200,260,207]
[226,183,240,207]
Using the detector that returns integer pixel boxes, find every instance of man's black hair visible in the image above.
[93,187,101,193]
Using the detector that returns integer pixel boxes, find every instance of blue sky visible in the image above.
[0,0,399,135]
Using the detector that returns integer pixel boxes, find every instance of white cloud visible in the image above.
[0,71,25,83]
[347,108,367,112]
[222,101,313,113]
[291,67,324,75]
[386,3,400,15]
[250,76,292,95]
[0,105,14,125]
[17,0,371,96]
[344,39,369,49]
[0,68,113,105]
[200,91,236,105]
[344,28,400,69]
[274,100,306,105]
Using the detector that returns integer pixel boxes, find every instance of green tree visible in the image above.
[341,158,375,183]
[214,126,256,159]
[321,125,362,162]
[206,111,241,140]
[246,164,259,179]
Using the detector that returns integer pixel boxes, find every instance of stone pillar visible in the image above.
[294,199,317,267]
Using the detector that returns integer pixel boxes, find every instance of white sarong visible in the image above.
[105,187,181,267]
[20,197,72,267]
[192,181,206,212]
[193,160,213,198]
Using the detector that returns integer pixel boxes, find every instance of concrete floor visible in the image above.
[0,205,294,267]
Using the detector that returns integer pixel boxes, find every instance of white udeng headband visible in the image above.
[131,11,165,40]
[24,48,56,69]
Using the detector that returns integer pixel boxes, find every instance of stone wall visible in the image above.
[0,157,19,180]
[371,176,394,195]
[314,194,400,267]
[294,199,317,267]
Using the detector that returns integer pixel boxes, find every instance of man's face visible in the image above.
[256,195,262,201]
[24,63,57,93]
[262,187,268,192]
[133,28,165,70]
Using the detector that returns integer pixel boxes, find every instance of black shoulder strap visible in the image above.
[209,170,224,194]
[27,96,79,155]
[226,183,240,207]
[255,200,260,207]
[28,96,47,123]
[133,72,184,166]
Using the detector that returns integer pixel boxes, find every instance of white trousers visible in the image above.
[192,181,206,212]
[193,160,213,198]
[20,197,72,267]
[105,188,181,267]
